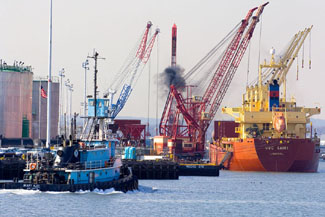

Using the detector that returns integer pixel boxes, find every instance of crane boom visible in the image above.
[170,85,201,130]
[252,26,312,88]
[204,2,268,131]
[276,26,312,85]
[136,21,153,60]
[111,29,160,118]
[200,7,257,113]
[158,2,268,155]
[103,22,159,119]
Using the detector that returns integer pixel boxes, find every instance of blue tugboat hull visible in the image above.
[0,171,138,193]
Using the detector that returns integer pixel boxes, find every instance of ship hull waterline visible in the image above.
[210,138,320,172]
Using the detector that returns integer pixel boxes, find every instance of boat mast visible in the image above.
[87,51,105,123]
[46,0,53,148]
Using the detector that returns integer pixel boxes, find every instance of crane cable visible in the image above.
[302,41,305,68]
[184,22,241,96]
[156,34,159,135]
[257,13,263,74]
[184,22,241,81]
[309,30,312,69]
[147,31,152,135]
[296,54,299,80]
[246,42,251,86]
[108,28,146,91]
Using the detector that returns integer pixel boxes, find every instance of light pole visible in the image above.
[46,0,53,148]
[64,79,71,138]
[69,84,74,137]
[82,60,89,124]
[58,68,65,135]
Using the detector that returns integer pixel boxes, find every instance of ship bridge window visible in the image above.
[263,123,270,131]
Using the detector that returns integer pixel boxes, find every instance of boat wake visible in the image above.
[0,189,42,195]
[0,185,157,195]
[137,185,158,193]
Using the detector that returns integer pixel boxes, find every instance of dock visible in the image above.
[122,159,179,180]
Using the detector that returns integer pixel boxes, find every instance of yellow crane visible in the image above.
[257,26,312,103]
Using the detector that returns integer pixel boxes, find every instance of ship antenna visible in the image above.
[87,50,105,119]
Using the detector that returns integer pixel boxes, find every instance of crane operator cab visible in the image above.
[88,98,110,117]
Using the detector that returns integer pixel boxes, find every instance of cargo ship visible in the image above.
[209,27,321,172]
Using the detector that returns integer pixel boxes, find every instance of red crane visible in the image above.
[157,2,268,157]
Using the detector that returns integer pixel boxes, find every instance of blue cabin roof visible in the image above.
[88,98,109,117]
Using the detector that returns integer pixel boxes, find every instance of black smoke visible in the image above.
[161,65,186,91]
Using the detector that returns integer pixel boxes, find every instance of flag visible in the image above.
[41,86,47,98]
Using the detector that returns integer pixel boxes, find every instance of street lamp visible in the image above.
[58,68,65,135]
[82,60,89,125]
[69,84,74,137]
[64,79,71,138]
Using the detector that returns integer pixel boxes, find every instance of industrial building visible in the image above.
[0,62,33,138]
[32,77,59,140]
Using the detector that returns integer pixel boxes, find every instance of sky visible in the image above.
[1,0,325,122]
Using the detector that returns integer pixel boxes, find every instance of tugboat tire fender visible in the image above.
[30,163,36,170]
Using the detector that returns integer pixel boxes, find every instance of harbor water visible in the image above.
[1,161,325,217]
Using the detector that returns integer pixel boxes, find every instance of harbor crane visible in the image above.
[256,26,312,101]
[103,21,160,119]
[157,2,268,158]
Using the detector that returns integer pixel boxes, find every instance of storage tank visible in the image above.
[31,77,60,140]
[0,62,33,138]
[129,147,136,160]
[124,147,130,159]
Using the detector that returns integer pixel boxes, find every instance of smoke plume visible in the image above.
[161,65,186,91]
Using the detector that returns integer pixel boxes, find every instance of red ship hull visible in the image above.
[210,138,320,172]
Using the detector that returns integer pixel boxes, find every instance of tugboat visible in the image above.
[0,51,138,192]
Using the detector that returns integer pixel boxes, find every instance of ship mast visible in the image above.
[258,48,283,111]
[87,51,105,138]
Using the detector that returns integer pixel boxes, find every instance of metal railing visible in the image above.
[0,63,32,72]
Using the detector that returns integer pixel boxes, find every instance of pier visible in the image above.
[122,159,179,180]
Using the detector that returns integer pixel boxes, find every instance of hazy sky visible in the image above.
[1,0,325,121]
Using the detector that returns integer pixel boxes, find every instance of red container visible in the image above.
[214,121,239,140]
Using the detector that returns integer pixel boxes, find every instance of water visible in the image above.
[1,161,325,217]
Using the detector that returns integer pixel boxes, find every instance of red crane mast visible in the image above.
[197,2,269,148]
[157,2,268,157]
[136,21,153,60]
